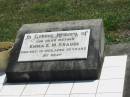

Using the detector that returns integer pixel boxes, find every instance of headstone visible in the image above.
[6,19,104,82]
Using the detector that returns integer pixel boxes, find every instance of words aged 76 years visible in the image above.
[18,29,90,62]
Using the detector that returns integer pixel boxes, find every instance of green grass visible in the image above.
[0,0,130,44]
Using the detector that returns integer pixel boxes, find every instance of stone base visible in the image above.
[6,19,104,82]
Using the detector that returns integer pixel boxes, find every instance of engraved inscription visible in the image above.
[18,29,90,62]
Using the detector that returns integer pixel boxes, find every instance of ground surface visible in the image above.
[0,43,129,97]
[106,43,130,97]
[0,0,130,43]
[0,54,127,97]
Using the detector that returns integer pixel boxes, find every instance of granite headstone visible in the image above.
[6,19,104,82]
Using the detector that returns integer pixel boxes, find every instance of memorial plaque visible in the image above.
[6,19,104,82]
[18,29,90,62]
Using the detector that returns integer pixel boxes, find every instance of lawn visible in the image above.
[0,0,130,44]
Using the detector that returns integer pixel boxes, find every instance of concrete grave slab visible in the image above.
[6,19,104,82]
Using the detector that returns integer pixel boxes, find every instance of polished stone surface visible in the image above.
[18,29,90,62]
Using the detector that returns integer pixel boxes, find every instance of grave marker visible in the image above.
[6,19,104,82]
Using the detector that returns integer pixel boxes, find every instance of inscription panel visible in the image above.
[18,29,90,62]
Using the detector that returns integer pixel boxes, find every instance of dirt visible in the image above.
[119,30,130,38]
[0,48,8,52]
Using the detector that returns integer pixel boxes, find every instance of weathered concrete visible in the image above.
[6,19,104,82]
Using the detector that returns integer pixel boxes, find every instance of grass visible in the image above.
[0,0,130,44]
